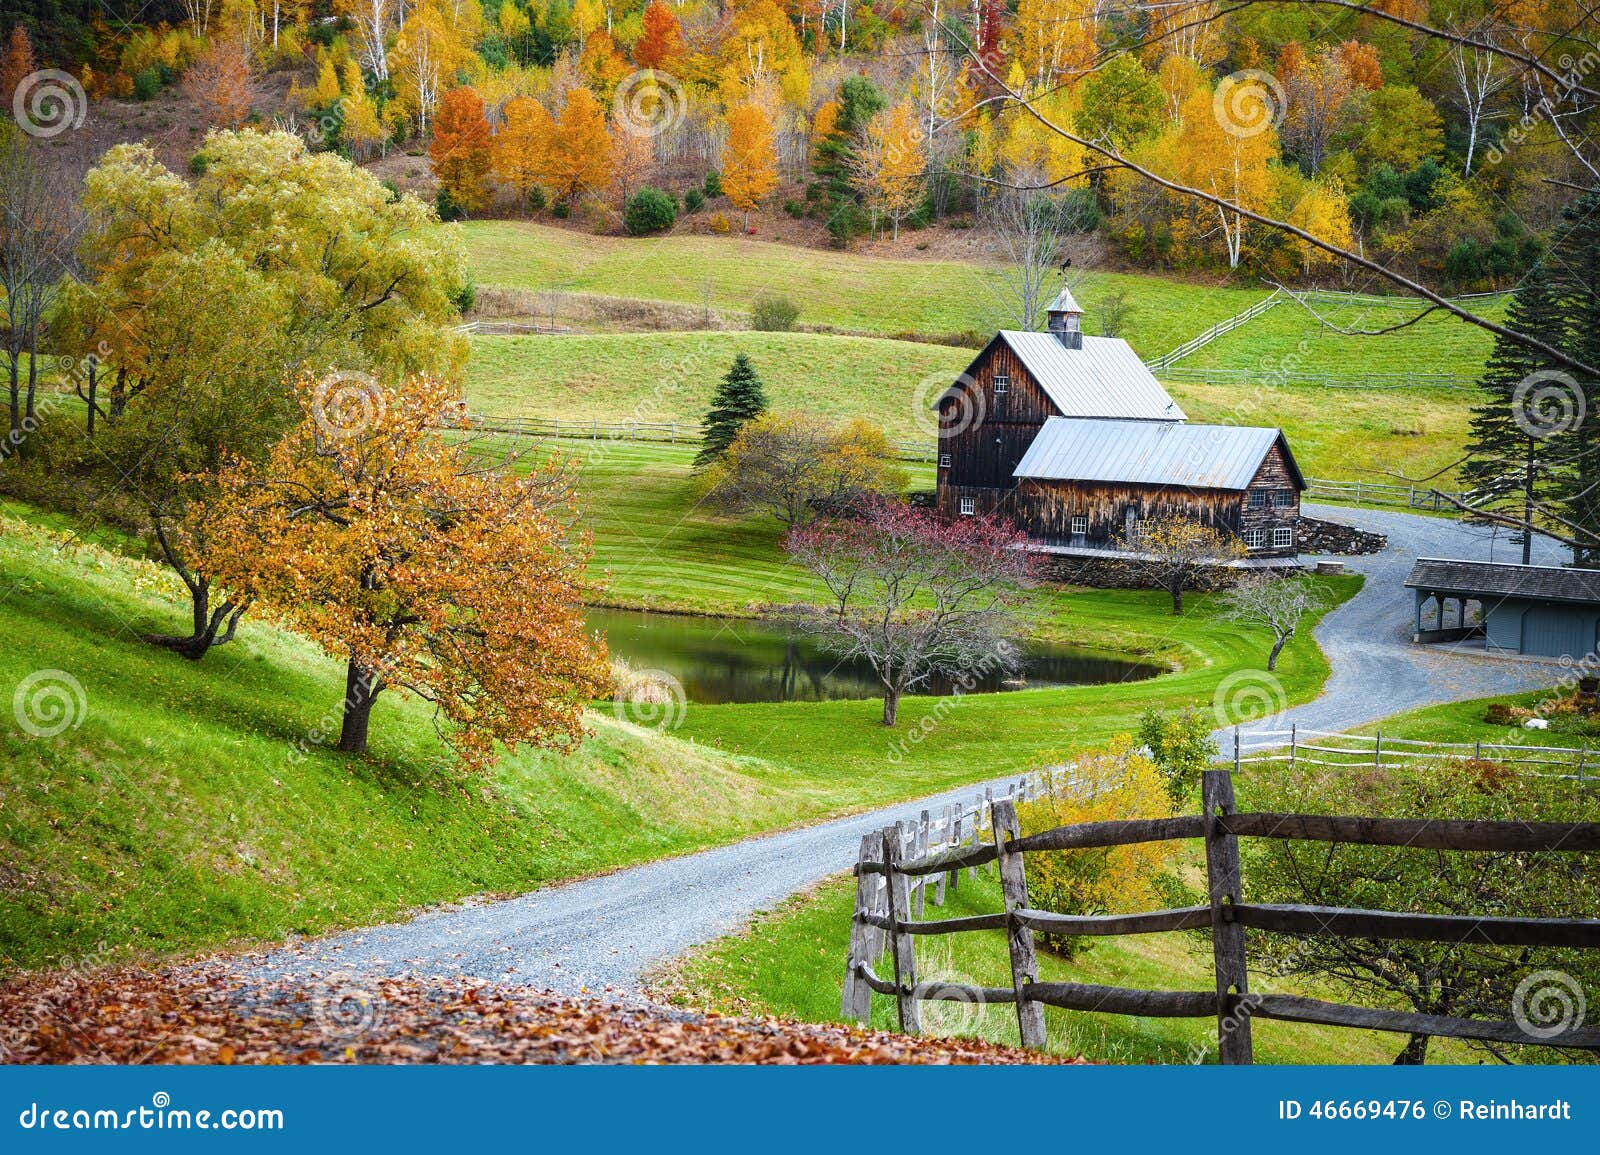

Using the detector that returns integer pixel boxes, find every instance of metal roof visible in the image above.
[1046,285,1082,314]
[1405,558,1600,605]
[1012,417,1293,490]
[997,331,1186,422]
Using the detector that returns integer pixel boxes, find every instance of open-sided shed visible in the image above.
[1404,557,1600,658]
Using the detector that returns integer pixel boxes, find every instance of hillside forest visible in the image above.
[3,0,1595,292]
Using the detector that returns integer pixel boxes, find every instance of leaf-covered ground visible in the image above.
[0,964,1078,1066]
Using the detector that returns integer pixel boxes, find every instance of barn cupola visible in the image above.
[1045,285,1084,350]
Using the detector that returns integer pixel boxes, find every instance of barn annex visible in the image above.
[934,288,1306,559]
[1405,558,1600,659]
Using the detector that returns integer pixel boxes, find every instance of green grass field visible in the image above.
[1176,293,1506,382]
[459,220,1266,358]
[467,331,970,441]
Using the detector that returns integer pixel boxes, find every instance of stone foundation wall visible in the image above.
[1296,515,1387,556]
[1036,554,1301,591]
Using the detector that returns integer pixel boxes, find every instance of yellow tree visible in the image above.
[340,60,387,159]
[201,371,609,767]
[492,94,552,211]
[855,98,923,240]
[609,122,654,209]
[393,0,472,133]
[1172,81,1278,268]
[1283,176,1353,275]
[537,87,613,207]
[1013,0,1097,89]
[723,100,777,228]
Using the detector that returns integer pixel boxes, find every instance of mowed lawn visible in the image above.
[459,220,1267,358]
[468,331,971,441]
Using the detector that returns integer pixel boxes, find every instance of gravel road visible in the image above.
[240,505,1572,997]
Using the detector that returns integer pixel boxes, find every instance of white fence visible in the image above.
[1233,726,1600,782]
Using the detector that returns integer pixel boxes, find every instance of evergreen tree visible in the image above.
[1548,193,1600,566]
[695,353,768,469]
[1461,265,1568,563]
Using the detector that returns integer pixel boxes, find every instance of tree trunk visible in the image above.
[1267,631,1290,670]
[337,659,383,754]
[882,686,901,727]
[1393,1033,1430,1064]
[1170,577,1184,615]
[144,577,245,661]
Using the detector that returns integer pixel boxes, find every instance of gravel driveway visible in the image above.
[240,505,1572,997]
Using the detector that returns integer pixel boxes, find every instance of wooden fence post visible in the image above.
[1202,769,1253,1064]
[991,798,1047,1049]
[934,804,951,906]
[842,831,884,1022]
[915,810,930,917]
[882,824,920,1034]
[968,796,982,881]
[983,788,995,875]
[1289,723,1297,771]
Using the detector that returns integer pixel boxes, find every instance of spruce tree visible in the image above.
[694,353,768,469]
[1462,265,1569,563]
[1548,193,1600,565]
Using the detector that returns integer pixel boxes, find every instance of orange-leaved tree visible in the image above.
[634,0,684,70]
[200,370,609,768]
[722,101,777,228]
[538,86,613,208]
[429,85,493,212]
[492,94,551,212]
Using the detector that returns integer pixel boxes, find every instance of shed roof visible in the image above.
[1405,558,1600,605]
[967,331,1186,422]
[1012,417,1301,491]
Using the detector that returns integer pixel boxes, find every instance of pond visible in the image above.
[589,607,1164,706]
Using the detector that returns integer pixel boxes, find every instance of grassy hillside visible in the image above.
[467,331,970,441]
[0,509,832,972]
[1174,292,1505,381]
[459,220,1266,358]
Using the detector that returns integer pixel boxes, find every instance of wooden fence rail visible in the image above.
[1234,726,1599,781]
[842,768,1600,1062]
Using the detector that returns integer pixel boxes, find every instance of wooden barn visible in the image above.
[934,288,1306,559]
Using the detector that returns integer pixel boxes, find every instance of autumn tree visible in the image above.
[339,61,388,160]
[537,86,613,208]
[1281,46,1354,175]
[705,412,907,527]
[1283,176,1353,274]
[853,98,922,240]
[62,130,468,658]
[722,101,777,228]
[781,499,1037,726]
[609,122,654,211]
[183,34,253,128]
[1171,79,1277,268]
[634,1,683,70]
[430,85,493,213]
[492,94,551,211]
[1,25,37,107]
[201,371,609,766]
[1125,514,1245,614]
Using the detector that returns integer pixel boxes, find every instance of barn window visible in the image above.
[1248,489,1270,509]
[939,453,952,468]
[1273,489,1296,508]
[1243,528,1265,550]
[1070,514,1088,536]
[993,374,1009,394]
[1273,526,1294,549]
[959,496,976,516]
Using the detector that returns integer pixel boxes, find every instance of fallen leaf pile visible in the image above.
[0,964,1081,1065]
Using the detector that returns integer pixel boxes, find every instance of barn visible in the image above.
[935,287,1306,558]
[1405,558,1600,659]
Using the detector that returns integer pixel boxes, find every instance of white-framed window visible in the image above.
[959,496,976,516]
[1070,514,1088,536]
[1248,488,1270,509]
[1272,526,1295,549]
[1243,528,1265,550]
[939,453,952,468]
[1273,488,1297,508]
[993,373,1009,394]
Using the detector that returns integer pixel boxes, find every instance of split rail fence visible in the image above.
[842,768,1600,1062]
[1303,477,1465,511]
[1235,726,1600,782]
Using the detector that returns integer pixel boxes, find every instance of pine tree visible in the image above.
[1548,193,1600,566]
[695,353,768,470]
[1461,266,1569,563]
